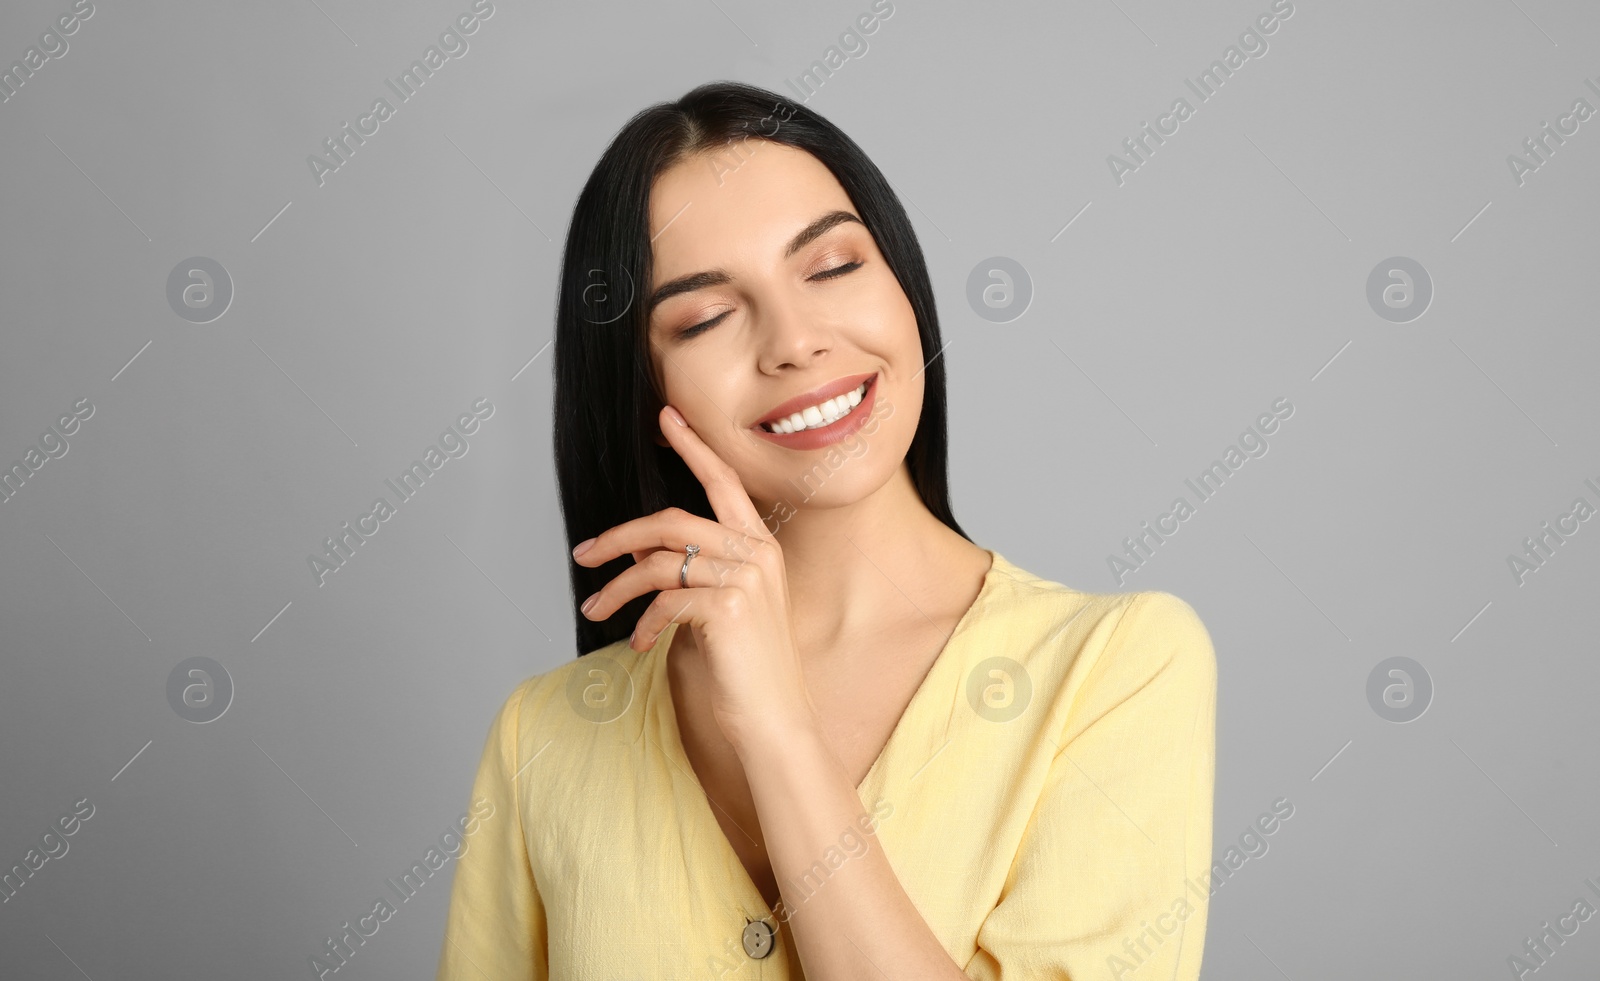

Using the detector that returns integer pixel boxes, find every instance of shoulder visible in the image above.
[1099,590,1217,697]
[1107,589,1214,656]
[479,638,653,745]
[981,553,1215,695]
[986,551,1207,633]
[1067,590,1217,736]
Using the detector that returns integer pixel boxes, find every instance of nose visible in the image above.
[755,294,833,373]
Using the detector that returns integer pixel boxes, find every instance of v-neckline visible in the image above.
[643,548,1005,912]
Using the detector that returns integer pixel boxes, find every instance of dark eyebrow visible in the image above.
[646,210,864,317]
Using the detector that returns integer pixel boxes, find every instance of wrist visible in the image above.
[728,699,824,762]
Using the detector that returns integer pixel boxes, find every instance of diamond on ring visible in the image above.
[680,543,700,588]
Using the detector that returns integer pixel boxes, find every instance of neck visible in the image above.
[752,462,981,651]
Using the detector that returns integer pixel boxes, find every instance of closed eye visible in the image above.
[675,260,864,340]
[810,260,863,282]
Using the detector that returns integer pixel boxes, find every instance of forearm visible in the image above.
[734,718,969,981]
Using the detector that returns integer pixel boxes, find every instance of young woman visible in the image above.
[436,81,1217,980]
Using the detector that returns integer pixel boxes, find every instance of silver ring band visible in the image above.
[680,543,700,588]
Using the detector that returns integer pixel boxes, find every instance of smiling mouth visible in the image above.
[756,375,875,434]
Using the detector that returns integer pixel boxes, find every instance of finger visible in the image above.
[581,550,737,623]
[628,586,714,652]
[573,508,730,569]
[629,546,669,566]
[658,405,770,541]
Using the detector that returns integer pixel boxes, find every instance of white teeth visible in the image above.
[762,380,870,434]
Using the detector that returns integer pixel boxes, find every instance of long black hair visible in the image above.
[553,80,969,657]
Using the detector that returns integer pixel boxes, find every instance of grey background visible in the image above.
[2,0,1597,977]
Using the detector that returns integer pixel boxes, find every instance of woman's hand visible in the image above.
[571,404,817,751]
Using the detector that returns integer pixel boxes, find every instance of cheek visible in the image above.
[866,283,922,362]
[654,352,727,421]
[645,349,670,404]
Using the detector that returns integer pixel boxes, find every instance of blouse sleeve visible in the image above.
[436,679,549,980]
[963,591,1218,981]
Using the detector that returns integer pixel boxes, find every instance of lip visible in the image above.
[751,371,878,429]
[751,372,879,451]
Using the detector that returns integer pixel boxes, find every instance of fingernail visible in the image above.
[665,406,687,427]
[580,593,598,614]
[629,627,638,646]
[572,538,595,558]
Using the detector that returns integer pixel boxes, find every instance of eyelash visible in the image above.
[675,260,864,340]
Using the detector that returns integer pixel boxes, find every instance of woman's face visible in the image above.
[644,139,923,516]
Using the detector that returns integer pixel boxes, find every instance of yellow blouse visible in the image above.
[435,549,1217,979]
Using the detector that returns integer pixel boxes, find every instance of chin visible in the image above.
[754,453,899,514]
